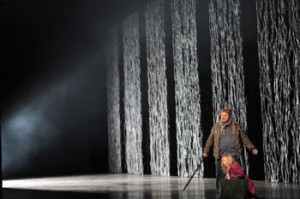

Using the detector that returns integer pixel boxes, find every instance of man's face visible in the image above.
[220,111,230,123]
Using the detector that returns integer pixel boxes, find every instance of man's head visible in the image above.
[220,108,231,123]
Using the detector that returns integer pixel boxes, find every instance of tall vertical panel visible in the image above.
[171,0,203,177]
[106,29,122,173]
[208,0,249,172]
[123,13,144,174]
[145,0,170,176]
[256,0,300,183]
[0,102,1,187]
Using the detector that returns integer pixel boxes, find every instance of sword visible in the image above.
[182,159,204,191]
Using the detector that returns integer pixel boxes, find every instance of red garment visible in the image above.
[228,162,256,195]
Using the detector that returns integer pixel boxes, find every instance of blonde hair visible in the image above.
[221,153,236,174]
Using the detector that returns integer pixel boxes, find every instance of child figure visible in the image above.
[221,153,257,198]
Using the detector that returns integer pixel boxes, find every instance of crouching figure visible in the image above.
[221,153,257,198]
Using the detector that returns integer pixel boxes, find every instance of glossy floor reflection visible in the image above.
[2,174,300,198]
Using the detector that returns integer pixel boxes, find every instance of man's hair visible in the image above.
[220,108,231,115]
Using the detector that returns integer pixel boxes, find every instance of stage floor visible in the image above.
[2,174,300,198]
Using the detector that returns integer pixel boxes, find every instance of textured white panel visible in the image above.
[208,0,249,172]
[256,0,300,183]
[171,0,203,177]
[106,29,122,173]
[123,13,144,174]
[145,0,170,176]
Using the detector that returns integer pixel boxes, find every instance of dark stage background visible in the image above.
[1,0,266,181]
[1,0,150,179]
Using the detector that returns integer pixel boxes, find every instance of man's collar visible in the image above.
[220,119,232,127]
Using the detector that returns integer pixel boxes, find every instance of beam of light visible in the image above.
[2,54,104,178]
[2,93,60,178]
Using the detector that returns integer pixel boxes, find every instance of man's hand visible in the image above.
[252,148,258,155]
[203,152,208,158]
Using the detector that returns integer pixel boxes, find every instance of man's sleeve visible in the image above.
[203,125,215,154]
[237,123,255,150]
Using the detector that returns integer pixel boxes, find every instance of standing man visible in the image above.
[202,108,258,196]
